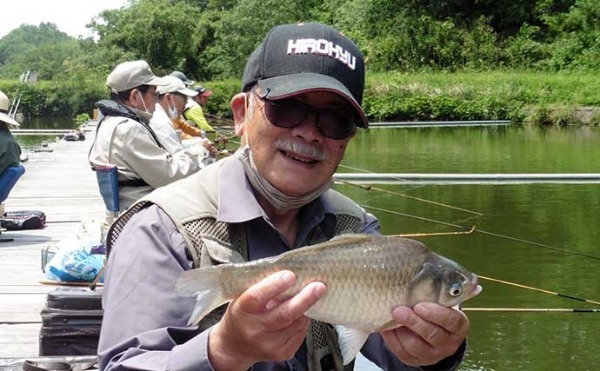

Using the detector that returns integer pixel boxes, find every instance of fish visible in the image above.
[176,233,482,364]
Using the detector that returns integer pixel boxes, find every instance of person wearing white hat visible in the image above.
[150,75,214,158]
[88,60,208,213]
[0,90,21,176]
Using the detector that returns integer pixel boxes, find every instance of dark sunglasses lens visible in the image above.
[319,111,357,139]
[263,97,357,139]
[264,100,305,128]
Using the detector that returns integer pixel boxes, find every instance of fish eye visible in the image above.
[449,282,462,297]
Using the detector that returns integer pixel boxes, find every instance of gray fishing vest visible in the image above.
[106,158,366,371]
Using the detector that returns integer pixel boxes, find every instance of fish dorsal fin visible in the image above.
[273,233,374,261]
[329,233,372,244]
[311,233,373,251]
[334,325,370,365]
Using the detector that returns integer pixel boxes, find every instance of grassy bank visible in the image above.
[364,71,600,125]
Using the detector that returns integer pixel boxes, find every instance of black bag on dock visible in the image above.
[1,210,46,230]
[39,287,103,356]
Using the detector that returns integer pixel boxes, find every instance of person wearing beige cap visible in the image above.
[88,60,208,213]
[0,90,22,176]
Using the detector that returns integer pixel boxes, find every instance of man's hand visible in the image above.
[208,270,326,371]
[381,303,469,367]
[198,138,217,156]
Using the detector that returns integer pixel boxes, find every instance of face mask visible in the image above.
[167,98,179,119]
[236,145,331,210]
[130,90,152,123]
[136,91,151,113]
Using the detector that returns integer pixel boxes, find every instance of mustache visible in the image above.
[275,137,330,162]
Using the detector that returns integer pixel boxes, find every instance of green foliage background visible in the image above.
[0,0,599,124]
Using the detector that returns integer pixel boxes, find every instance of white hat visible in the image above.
[106,60,168,93]
[0,91,20,127]
[157,76,198,97]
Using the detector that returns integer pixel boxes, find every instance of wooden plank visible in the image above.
[0,324,40,358]
[0,294,46,323]
[1,134,105,358]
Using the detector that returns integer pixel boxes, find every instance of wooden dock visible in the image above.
[0,136,105,360]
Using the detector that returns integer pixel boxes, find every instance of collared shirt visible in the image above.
[150,104,187,155]
[98,156,465,370]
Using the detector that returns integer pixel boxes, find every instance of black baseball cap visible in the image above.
[194,85,213,96]
[242,22,368,128]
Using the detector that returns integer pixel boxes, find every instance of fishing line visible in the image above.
[210,131,600,261]
[362,204,600,261]
[336,179,483,216]
[478,274,600,306]
[338,163,427,194]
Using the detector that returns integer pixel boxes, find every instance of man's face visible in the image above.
[170,93,188,115]
[244,90,356,197]
[133,86,157,113]
[195,94,208,106]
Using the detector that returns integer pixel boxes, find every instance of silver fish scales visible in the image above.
[176,233,481,364]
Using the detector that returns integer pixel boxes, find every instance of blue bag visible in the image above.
[94,165,119,212]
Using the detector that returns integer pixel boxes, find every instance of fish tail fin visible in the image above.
[334,325,370,365]
[176,268,228,326]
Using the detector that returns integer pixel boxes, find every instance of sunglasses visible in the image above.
[254,92,358,140]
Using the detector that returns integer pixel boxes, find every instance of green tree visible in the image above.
[203,0,319,79]
[89,0,206,76]
[0,23,80,80]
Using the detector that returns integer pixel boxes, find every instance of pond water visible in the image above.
[341,125,600,371]
[14,117,78,152]
[15,121,600,370]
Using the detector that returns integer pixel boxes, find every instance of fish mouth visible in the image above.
[468,274,483,298]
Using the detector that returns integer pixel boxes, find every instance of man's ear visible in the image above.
[128,88,141,108]
[230,92,248,137]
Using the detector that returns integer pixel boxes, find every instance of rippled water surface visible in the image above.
[341,126,600,371]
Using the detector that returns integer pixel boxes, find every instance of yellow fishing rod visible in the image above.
[478,275,600,306]
[463,308,600,313]
[396,226,477,238]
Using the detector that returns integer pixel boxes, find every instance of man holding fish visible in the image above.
[98,22,480,371]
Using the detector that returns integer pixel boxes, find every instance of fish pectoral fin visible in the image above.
[334,325,370,365]
[176,268,228,326]
[188,289,228,326]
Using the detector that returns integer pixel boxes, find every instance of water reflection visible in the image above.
[18,116,77,130]
[13,117,76,150]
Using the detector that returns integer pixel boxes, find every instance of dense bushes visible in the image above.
[0,0,598,125]
[4,71,599,126]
